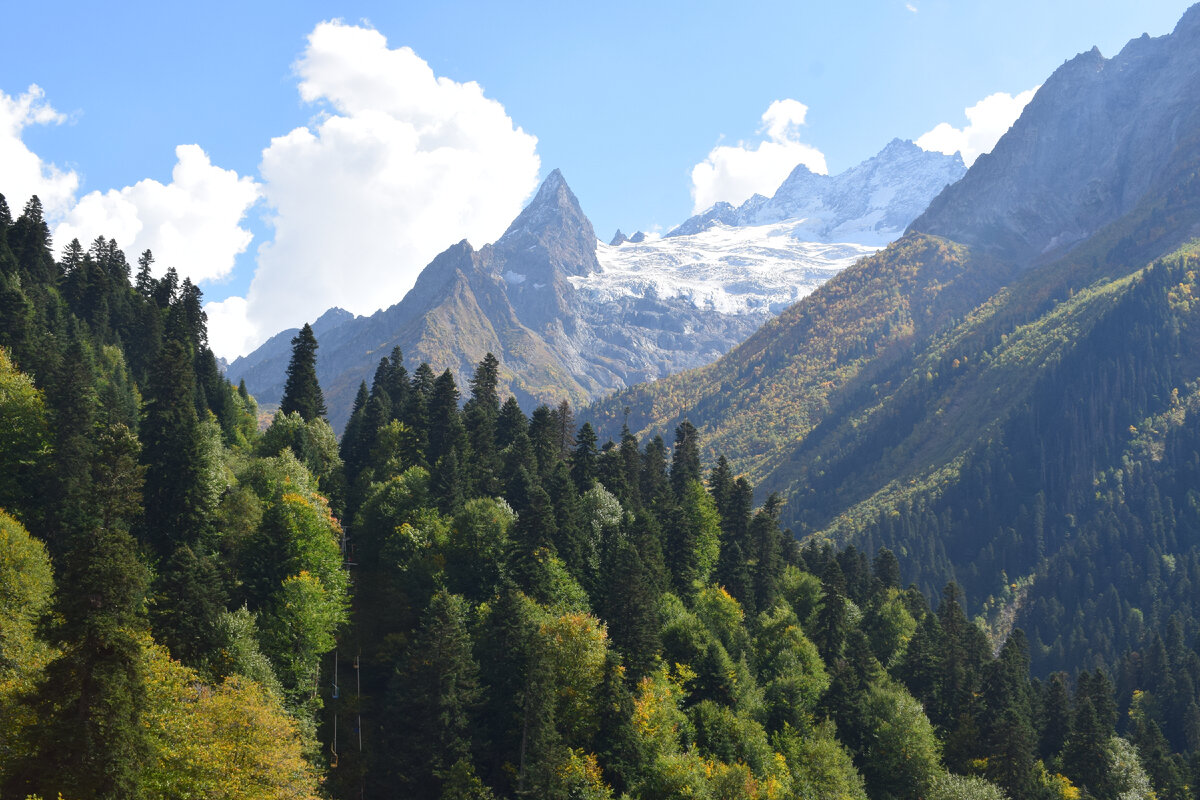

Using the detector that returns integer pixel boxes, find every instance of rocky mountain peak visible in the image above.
[1177,2,1200,35]
[610,229,629,246]
[496,169,599,277]
[668,138,965,244]
[910,10,1200,262]
[312,306,355,333]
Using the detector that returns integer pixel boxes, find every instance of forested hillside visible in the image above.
[4,186,1200,799]
[588,9,1200,682]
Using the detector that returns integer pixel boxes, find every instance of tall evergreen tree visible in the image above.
[384,591,483,800]
[670,420,702,498]
[571,422,598,492]
[279,323,326,421]
[428,369,467,467]
[140,336,211,556]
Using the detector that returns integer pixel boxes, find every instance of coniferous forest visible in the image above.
[6,188,1200,800]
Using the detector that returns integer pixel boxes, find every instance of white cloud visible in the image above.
[690,99,828,215]
[54,144,260,282]
[204,296,257,365]
[0,85,79,217]
[906,3,918,13]
[214,20,540,359]
[916,87,1039,166]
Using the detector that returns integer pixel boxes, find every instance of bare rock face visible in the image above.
[911,6,1200,262]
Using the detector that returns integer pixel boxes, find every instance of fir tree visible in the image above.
[571,422,598,492]
[279,322,325,421]
[670,420,702,498]
[385,591,483,800]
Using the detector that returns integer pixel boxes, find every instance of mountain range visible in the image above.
[227,140,963,432]
[668,137,965,245]
[589,4,1200,674]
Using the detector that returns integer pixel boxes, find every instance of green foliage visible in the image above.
[773,721,868,800]
[6,206,1194,800]
[859,681,943,800]
[385,591,482,799]
[256,410,346,514]
[927,773,1009,800]
[279,323,326,421]
[140,640,323,800]
[0,349,50,523]
[0,511,55,784]
[261,571,344,711]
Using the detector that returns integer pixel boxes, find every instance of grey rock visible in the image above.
[910,6,1200,262]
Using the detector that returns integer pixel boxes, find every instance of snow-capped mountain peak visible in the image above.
[668,138,965,245]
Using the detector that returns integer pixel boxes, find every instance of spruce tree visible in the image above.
[571,422,598,492]
[604,538,660,680]
[670,420,702,498]
[140,336,209,555]
[497,396,526,449]
[385,591,483,800]
[428,369,467,467]
[279,322,325,421]
[464,354,501,495]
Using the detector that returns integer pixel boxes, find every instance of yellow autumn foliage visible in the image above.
[140,641,322,800]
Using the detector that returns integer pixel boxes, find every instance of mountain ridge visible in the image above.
[585,6,1200,675]
[670,138,965,245]
[229,136,958,431]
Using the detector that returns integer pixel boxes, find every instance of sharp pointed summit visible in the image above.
[498,169,598,276]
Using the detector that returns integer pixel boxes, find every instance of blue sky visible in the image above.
[0,0,1193,357]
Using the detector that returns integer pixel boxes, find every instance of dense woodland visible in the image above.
[3,187,1200,800]
[590,151,1200,689]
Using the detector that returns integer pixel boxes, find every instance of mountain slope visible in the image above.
[229,158,912,431]
[587,6,1200,674]
[670,139,965,245]
[910,5,1200,261]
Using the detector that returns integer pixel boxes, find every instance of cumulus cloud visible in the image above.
[213,20,541,358]
[54,144,260,282]
[204,296,258,364]
[690,99,828,215]
[916,87,1039,166]
[0,85,79,217]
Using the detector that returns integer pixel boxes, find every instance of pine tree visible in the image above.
[814,559,848,660]
[385,591,483,800]
[15,425,153,800]
[670,420,702,498]
[708,455,733,515]
[981,630,1038,799]
[428,369,467,467]
[641,435,671,510]
[497,396,526,450]
[571,422,598,492]
[340,381,371,486]
[279,323,326,421]
[1039,671,1072,761]
[750,495,785,613]
[135,249,155,297]
[529,405,560,479]
[553,399,575,460]
[140,336,211,555]
[464,354,501,495]
[604,539,661,680]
